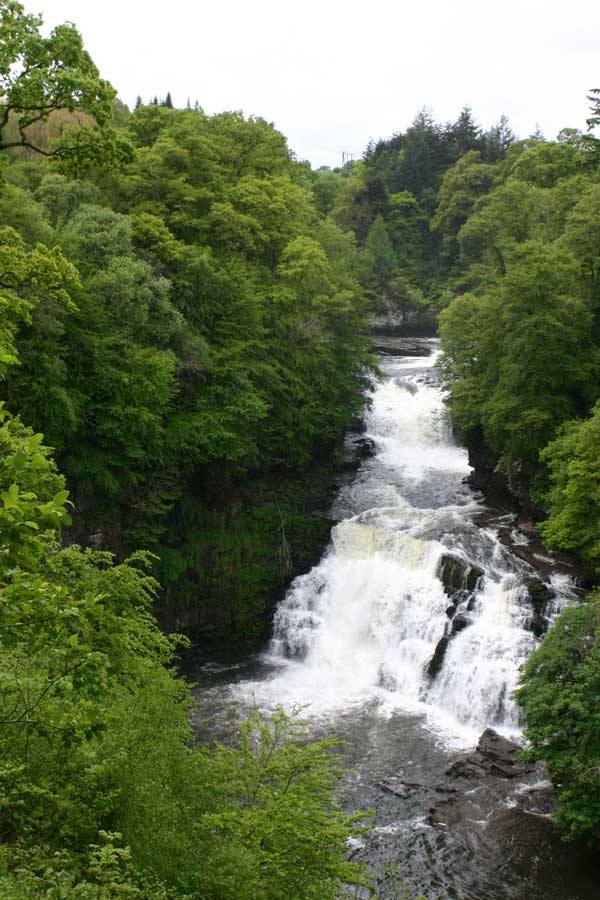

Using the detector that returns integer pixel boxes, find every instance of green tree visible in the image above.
[431,150,494,265]
[0,98,373,639]
[331,172,373,237]
[586,87,600,133]
[458,177,546,275]
[507,139,586,188]
[193,709,368,900]
[482,114,515,162]
[440,242,597,474]
[0,1,132,170]
[364,214,397,289]
[311,167,344,216]
[386,190,427,274]
[560,183,600,303]
[388,108,451,197]
[0,224,77,375]
[34,172,100,227]
[0,407,368,896]
[538,404,600,568]
[516,597,600,844]
[448,105,482,159]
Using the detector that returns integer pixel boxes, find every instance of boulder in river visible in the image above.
[426,615,472,681]
[426,635,450,679]
[377,778,420,799]
[445,728,535,780]
[426,611,472,681]
[477,728,524,767]
[450,613,470,636]
[522,577,554,637]
[437,554,484,597]
[352,437,377,460]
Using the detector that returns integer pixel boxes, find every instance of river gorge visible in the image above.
[189,337,597,900]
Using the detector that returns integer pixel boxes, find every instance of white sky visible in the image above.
[36,0,600,168]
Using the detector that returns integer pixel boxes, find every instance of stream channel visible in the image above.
[187,337,598,900]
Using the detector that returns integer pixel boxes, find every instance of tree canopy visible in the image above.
[0,1,132,171]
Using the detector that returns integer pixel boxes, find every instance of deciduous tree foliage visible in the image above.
[0,0,133,172]
[0,37,373,625]
[0,408,367,896]
[516,597,600,845]
[0,5,376,895]
[440,242,598,473]
[539,405,600,569]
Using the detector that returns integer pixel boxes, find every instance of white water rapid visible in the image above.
[237,340,574,748]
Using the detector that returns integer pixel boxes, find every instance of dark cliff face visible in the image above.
[60,458,343,648]
[465,433,515,512]
[465,432,597,591]
[156,430,376,647]
[369,295,438,336]
[465,430,542,519]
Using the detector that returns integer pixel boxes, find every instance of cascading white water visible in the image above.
[238,341,574,747]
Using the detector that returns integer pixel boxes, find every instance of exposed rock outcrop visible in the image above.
[426,555,483,679]
[522,577,554,637]
[425,729,544,830]
[377,778,421,799]
[426,635,450,679]
[438,554,484,597]
[445,728,534,780]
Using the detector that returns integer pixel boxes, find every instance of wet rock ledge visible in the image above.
[427,554,484,678]
[373,728,550,833]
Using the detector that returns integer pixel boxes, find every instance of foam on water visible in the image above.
[235,342,574,748]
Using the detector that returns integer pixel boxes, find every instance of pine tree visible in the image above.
[450,106,482,159]
[586,88,600,132]
[529,123,545,141]
[482,114,514,162]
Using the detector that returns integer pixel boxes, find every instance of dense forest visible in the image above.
[1,0,600,894]
[0,16,379,645]
[0,2,372,896]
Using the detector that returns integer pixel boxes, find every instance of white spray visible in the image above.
[238,343,574,747]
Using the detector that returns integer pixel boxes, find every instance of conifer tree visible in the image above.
[529,123,545,141]
[450,105,482,159]
[586,87,600,132]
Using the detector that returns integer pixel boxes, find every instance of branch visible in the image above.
[18,106,59,130]
[0,138,63,157]
[0,101,57,132]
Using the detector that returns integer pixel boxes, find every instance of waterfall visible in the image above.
[238,340,574,748]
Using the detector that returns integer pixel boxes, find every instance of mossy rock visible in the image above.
[437,554,484,596]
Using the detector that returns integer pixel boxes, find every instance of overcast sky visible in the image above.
[35,0,600,168]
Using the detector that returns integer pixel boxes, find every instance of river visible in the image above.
[188,337,598,900]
